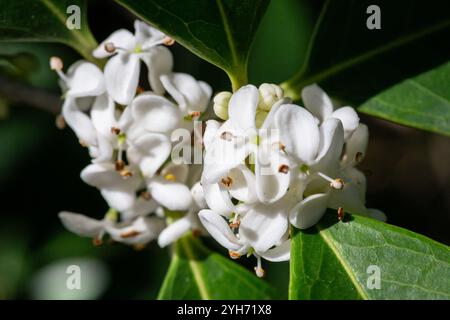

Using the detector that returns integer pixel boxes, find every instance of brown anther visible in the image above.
[229,220,241,229]
[220,131,233,141]
[92,237,103,247]
[49,56,63,71]
[229,251,241,259]
[278,164,289,174]
[136,86,145,94]
[190,111,201,118]
[133,244,146,251]
[221,176,233,187]
[337,207,345,221]
[330,178,344,190]
[163,36,175,46]
[55,114,66,129]
[192,229,202,238]
[115,160,125,171]
[120,230,141,239]
[140,191,152,201]
[254,267,266,278]
[120,169,133,178]
[355,152,363,163]
[111,127,121,135]
[104,42,116,53]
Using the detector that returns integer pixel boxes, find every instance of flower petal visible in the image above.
[90,93,117,139]
[148,177,193,211]
[331,106,359,139]
[66,61,105,97]
[134,20,165,47]
[106,216,165,245]
[58,211,104,237]
[345,123,369,164]
[93,29,135,58]
[141,46,173,94]
[160,73,211,114]
[228,165,257,203]
[121,197,158,221]
[127,132,171,178]
[203,183,235,217]
[104,53,140,105]
[314,117,344,174]
[301,84,334,122]
[62,98,97,146]
[198,210,241,251]
[191,181,207,209]
[157,214,193,248]
[130,93,180,135]
[239,202,288,253]
[255,143,290,203]
[259,239,290,262]
[228,85,258,130]
[275,104,320,164]
[290,193,329,229]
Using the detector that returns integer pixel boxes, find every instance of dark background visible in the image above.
[0,0,448,299]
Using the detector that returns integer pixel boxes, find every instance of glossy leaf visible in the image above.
[158,235,277,299]
[0,0,97,61]
[281,0,450,104]
[114,0,270,90]
[290,211,450,300]
[360,61,450,136]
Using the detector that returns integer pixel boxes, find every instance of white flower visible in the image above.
[81,162,142,212]
[93,20,174,105]
[198,208,290,277]
[59,212,164,246]
[157,181,208,248]
[301,84,359,140]
[160,72,212,128]
[50,58,105,150]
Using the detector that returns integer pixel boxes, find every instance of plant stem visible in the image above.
[228,66,248,92]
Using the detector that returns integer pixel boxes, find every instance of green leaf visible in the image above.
[359,61,450,136]
[158,235,277,299]
[290,211,450,300]
[0,0,97,61]
[113,0,270,90]
[281,0,450,104]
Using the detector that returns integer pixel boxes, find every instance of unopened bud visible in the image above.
[49,56,63,71]
[258,83,283,111]
[213,91,232,120]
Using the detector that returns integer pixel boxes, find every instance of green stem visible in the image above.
[227,66,248,92]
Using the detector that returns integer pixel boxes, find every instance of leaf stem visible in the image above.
[228,67,248,92]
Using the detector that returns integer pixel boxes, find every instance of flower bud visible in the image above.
[213,91,232,120]
[258,83,283,111]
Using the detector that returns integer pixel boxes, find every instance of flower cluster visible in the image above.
[198,83,386,275]
[54,21,385,277]
[54,20,211,248]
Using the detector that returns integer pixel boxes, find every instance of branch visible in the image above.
[0,76,61,115]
